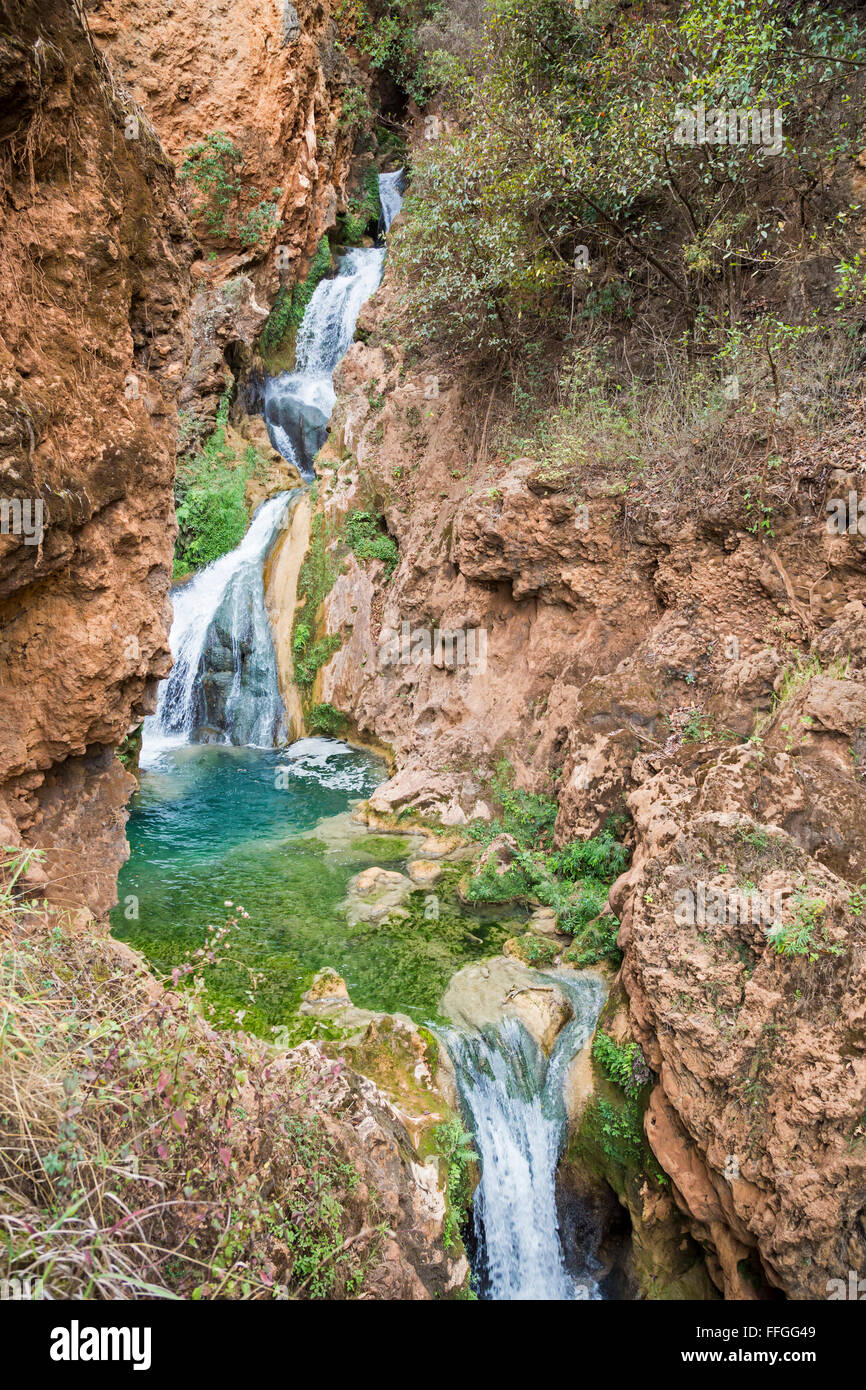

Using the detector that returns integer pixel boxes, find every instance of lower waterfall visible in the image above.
[445,971,606,1301]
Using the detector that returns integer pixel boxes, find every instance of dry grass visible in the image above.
[485,328,864,516]
[0,855,384,1300]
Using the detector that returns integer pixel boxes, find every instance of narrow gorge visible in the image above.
[3,0,866,1333]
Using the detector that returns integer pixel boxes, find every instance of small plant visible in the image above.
[308,703,348,736]
[766,891,844,960]
[180,133,281,246]
[592,1030,651,1098]
[345,510,399,577]
[434,1117,476,1250]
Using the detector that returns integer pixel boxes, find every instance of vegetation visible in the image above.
[766,890,845,960]
[291,506,343,692]
[174,394,266,577]
[393,0,866,362]
[337,165,384,246]
[308,702,349,736]
[345,509,400,576]
[388,0,866,512]
[180,132,281,246]
[464,761,629,966]
[592,1030,651,1099]
[0,875,381,1300]
[433,1116,476,1249]
[333,0,450,104]
[261,238,334,365]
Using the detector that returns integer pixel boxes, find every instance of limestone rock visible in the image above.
[407,859,442,887]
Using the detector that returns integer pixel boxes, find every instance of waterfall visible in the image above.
[264,171,404,477]
[141,492,294,765]
[445,971,606,1301]
[378,168,405,233]
[147,175,405,764]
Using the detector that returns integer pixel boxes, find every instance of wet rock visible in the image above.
[407,859,442,887]
[345,866,413,925]
[441,957,572,1054]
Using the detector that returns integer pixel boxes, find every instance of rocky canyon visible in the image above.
[2,0,866,1326]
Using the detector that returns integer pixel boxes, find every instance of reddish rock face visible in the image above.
[0,0,192,913]
[84,0,360,287]
[296,267,866,1297]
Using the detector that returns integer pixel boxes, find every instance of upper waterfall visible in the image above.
[264,170,404,477]
[378,168,404,232]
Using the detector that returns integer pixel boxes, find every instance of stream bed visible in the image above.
[112,740,515,1034]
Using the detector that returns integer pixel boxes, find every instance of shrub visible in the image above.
[766,891,845,960]
[174,394,258,576]
[592,1030,650,1099]
[345,509,400,576]
[433,1116,476,1250]
[550,832,629,884]
[308,703,349,736]
[0,890,381,1300]
[180,132,281,246]
[391,0,866,366]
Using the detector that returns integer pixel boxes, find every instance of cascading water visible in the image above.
[446,971,606,1301]
[142,492,294,763]
[145,173,404,763]
[378,168,405,234]
[264,170,404,476]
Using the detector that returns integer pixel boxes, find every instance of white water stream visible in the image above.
[446,971,607,1300]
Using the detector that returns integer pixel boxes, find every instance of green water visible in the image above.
[112,738,514,1036]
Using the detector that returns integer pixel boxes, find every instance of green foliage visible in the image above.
[584,1097,645,1169]
[308,702,349,736]
[334,0,446,105]
[180,132,281,246]
[347,886,512,1017]
[467,760,558,851]
[391,0,866,364]
[174,394,258,575]
[117,725,143,773]
[345,509,400,576]
[290,508,345,693]
[561,914,621,969]
[464,773,630,967]
[549,831,629,883]
[766,891,844,960]
[433,1116,476,1249]
[337,82,373,135]
[338,165,384,245]
[592,1030,650,1099]
[294,637,342,690]
[0,907,378,1300]
[506,933,559,967]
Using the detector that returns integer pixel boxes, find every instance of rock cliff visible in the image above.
[295,268,866,1297]
[0,0,191,914]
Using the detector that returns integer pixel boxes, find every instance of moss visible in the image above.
[173,394,265,576]
[349,835,413,863]
[504,933,559,967]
